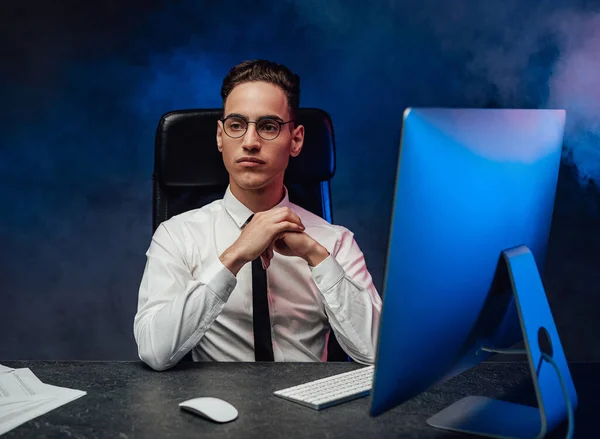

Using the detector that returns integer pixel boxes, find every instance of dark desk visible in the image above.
[2,361,598,438]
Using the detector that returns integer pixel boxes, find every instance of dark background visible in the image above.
[1,0,599,361]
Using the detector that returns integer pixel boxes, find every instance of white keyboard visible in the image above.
[273,366,374,410]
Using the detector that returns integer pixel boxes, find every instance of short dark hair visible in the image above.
[220,60,300,120]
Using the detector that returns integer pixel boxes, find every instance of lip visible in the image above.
[236,157,265,166]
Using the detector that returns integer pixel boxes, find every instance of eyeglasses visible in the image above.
[220,115,295,141]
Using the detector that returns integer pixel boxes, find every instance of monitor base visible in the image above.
[428,395,543,439]
[426,245,577,439]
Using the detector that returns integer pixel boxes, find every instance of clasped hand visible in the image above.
[220,207,329,275]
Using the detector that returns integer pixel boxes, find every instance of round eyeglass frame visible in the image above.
[219,116,295,140]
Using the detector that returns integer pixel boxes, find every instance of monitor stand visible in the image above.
[426,245,578,439]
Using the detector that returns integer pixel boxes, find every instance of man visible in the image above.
[134,60,382,371]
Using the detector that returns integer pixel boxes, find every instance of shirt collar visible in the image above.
[223,185,292,229]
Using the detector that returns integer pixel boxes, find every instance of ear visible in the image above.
[290,124,304,158]
[216,120,223,152]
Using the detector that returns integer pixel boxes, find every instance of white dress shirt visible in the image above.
[133,186,382,370]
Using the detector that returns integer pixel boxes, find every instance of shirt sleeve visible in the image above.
[310,228,382,364]
[133,223,237,371]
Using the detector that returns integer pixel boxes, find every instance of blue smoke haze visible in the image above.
[1,0,599,360]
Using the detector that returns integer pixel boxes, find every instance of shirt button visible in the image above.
[315,275,323,283]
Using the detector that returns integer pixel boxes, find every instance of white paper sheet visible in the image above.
[0,368,45,402]
[0,365,86,436]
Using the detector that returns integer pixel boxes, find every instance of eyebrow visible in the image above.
[224,113,285,122]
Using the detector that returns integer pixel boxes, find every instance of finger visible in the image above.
[284,210,304,228]
[262,240,275,268]
[249,209,302,231]
[266,242,274,263]
[260,253,268,270]
[274,221,305,235]
[271,207,304,228]
[272,236,287,255]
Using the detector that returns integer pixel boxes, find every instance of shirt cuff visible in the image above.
[197,259,237,303]
[310,255,344,293]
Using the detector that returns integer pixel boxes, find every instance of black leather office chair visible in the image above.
[152,108,349,362]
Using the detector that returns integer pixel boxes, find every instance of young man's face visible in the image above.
[216,81,304,192]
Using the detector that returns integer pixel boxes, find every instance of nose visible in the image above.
[241,124,261,151]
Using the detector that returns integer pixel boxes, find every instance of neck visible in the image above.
[230,177,285,213]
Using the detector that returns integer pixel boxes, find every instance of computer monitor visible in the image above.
[370,108,578,438]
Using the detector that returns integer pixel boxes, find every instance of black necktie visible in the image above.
[252,257,274,361]
[245,215,274,361]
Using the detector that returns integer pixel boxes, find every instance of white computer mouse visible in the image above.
[179,397,238,423]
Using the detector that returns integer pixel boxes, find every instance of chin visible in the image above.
[232,174,272,191]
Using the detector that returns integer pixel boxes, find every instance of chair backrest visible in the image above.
[152,108,348,361]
